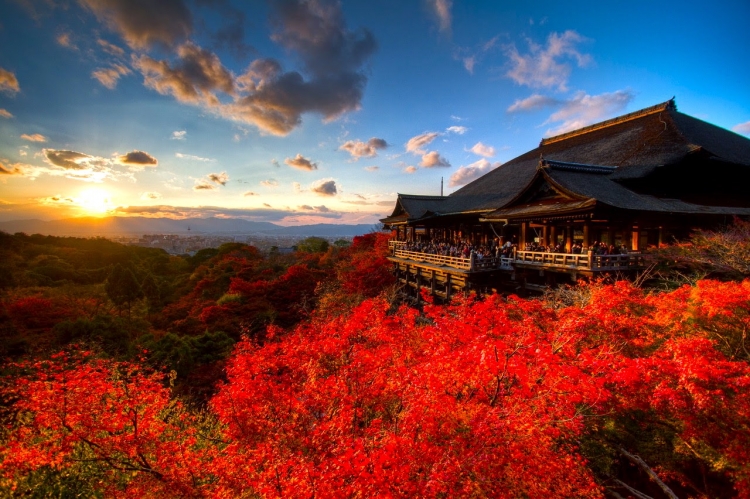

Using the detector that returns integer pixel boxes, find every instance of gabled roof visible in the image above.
[380,194,447,224]
[483,158,750,220]
[383,99,750,224]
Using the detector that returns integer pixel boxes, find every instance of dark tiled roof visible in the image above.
[383,99,750,224]
[383,194,447,223]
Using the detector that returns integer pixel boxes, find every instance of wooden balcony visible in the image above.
[512,250,645,271]
[388,242,645,274]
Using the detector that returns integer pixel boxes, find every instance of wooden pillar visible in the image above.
[542,224,549,247]
[631,225,639,251]
[583,223,590,250]
[658,226,663,248]
[446,274,452,299]
[520,222,528,250]
[431,270,436,294]
[550,226,557,247]
[565,225,572,252]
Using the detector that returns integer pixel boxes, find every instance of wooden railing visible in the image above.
[390,245,645,272]
[393,248,473,270]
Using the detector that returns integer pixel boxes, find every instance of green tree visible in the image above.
[105,264,143,317]
[296,237,329,253]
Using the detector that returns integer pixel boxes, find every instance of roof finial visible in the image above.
[537,153,546,171]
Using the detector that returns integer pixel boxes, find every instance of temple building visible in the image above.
[381,99,750,295]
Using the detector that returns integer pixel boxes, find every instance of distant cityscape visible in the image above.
[110,233,351,255]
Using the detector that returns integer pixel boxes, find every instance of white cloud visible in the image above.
[339,137,387,160]
[732,121,750,136]
[406,132,440,154]
[0,109,12,119]
[364,166,379,172]
[172,130,186,140]
[543,90,634,136]
[404,165,417,174]
[463,56,475,74]
[449,159,499,187]
[428,0,452,33]
[420,151,450,168]
[175,152,213,162]
[446,126,468,134]
[469,142,496,157]
[505,30,592,91]
[21,133,47,142]
[91,64,131,89]
[261,179,278,188]
[507,94,560,113]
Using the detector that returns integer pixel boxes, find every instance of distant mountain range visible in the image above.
[0,217,380,238]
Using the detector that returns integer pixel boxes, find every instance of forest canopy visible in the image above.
[1,226,749,498]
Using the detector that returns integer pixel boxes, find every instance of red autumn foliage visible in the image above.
[336,232,396,297]
[5,296,78,331]
[2,279,750,497]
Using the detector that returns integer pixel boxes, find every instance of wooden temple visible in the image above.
[381,99,750,296]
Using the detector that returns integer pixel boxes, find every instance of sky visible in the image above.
[1,0,749,226]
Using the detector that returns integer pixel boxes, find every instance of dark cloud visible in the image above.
[298,204,331,213]
[195,0,255,58]
[0,161,23,175]
[285,153,317,171]
[311,179,337,196]
[116,150,158,167]
[44,149,92,170]
[339,137,387,159]
[0,68,20,94]
[193,182,215,191]
[112,204,309,222]
[79,0,193,50]
[208,171,229,185]
[243,191,258,196]
[224,0,377,135]
[134,43,235,106]
[97,38,126,57]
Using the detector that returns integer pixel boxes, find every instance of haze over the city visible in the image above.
[1,0,748,226]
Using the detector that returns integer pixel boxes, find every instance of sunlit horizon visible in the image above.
[1,1,749,227]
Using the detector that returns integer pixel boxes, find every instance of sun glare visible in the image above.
[75,188,113,215]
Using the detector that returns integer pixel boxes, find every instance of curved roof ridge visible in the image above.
[539,98,676,146]
[541,159,618,174]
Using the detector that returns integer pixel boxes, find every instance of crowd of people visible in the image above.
[396,238,630,259]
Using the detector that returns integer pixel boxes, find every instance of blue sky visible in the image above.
[1,0,749,225]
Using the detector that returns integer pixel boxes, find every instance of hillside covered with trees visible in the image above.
[1,225,749,498]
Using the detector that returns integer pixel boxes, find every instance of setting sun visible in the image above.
[75,188,112,215]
